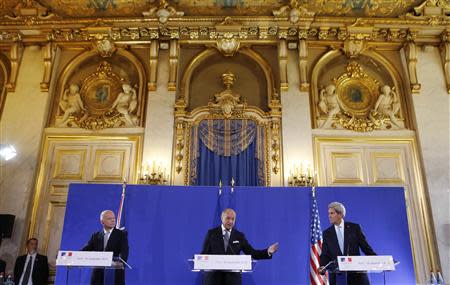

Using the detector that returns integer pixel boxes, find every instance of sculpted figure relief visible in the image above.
[374,85,401,127]
[111,84,139,127]
[58,84,87,127]
[318,84,341,128]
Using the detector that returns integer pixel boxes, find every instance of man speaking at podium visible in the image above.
[82,210,129,285]
[319,202,376,285]
[201,208,279,285]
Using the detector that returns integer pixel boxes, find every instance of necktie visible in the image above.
[21,256,32,285]
[223,230,230,252]
[337,226,344,254]
[104,231,110,250]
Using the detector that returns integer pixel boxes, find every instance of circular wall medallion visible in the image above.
[337,78,375,117]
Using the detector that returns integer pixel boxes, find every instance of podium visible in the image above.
[327,255,397,285]
[56,251,131,285]
[190,255,255,285]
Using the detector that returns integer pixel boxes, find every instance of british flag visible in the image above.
[310,188,328,285]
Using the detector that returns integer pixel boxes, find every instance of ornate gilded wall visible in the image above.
[0,0,449,284]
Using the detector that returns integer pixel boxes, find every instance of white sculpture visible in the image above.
[374,85,401,127]
[318,84,341,128]
[110,84,139,127]
[58,84,86,127]
[289,8,300,23]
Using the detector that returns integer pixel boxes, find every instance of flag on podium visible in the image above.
[309,187,328,285]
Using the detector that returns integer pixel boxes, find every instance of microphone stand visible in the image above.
[319,260,336,275]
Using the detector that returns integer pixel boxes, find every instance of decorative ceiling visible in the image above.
[0,0,431,18]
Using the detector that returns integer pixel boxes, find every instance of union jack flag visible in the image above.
[116,181,127,230]
[310,188,328,285]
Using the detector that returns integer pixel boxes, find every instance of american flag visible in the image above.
[310,187,328,285]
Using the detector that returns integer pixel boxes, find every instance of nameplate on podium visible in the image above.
[193,254,251,271]
[337,255,395,271]
[56,251,113,267]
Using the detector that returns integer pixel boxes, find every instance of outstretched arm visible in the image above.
[240,234,273,260]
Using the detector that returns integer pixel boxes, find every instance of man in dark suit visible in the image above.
[82,210,129,285]
[0,237,5,277]
[0,258,5,276]
[13,238,49,285]
[319,202,376,285]
[201,208,279,285]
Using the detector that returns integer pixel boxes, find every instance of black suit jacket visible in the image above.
[320,221,376,285]
[13,254,49,285]
[201,226,271,260]
[82,228,129,285]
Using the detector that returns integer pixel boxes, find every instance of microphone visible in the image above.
[345,225,352,256]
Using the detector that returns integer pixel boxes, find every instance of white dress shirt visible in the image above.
[221,224,232,236]
[334,220,345,253]
[103,228,112,250]
[19,252,36,285]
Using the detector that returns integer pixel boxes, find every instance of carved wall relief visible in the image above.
[313,55,407,132]
[52,50,146,130]
[208,71,247,118]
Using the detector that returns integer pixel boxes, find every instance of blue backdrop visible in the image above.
[56,185,415,285]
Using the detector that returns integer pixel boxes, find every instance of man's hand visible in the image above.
[267,242,279,255]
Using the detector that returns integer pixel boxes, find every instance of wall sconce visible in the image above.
[288,162,315,187]
[139,161,168,185]
[0,144,17,161]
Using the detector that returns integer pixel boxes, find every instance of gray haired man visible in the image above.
[319,202,376,285]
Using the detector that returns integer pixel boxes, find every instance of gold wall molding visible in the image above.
[174,107,278,186]
[404,39,422,93]
[0,54,9,118]
[298,39,309,91]
[174,121,185,174]
[148,40,159,91]
[278,39,288,91]
[3,42,23,92]
[440,30,450,94]
[270,120,281,174]
[40,41,57,91]
[0,15,448,47]
[168,39,179,91]
[176,47,279,115]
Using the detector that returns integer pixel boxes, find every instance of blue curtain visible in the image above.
[197,140,257,186]
[190,119,265,186]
